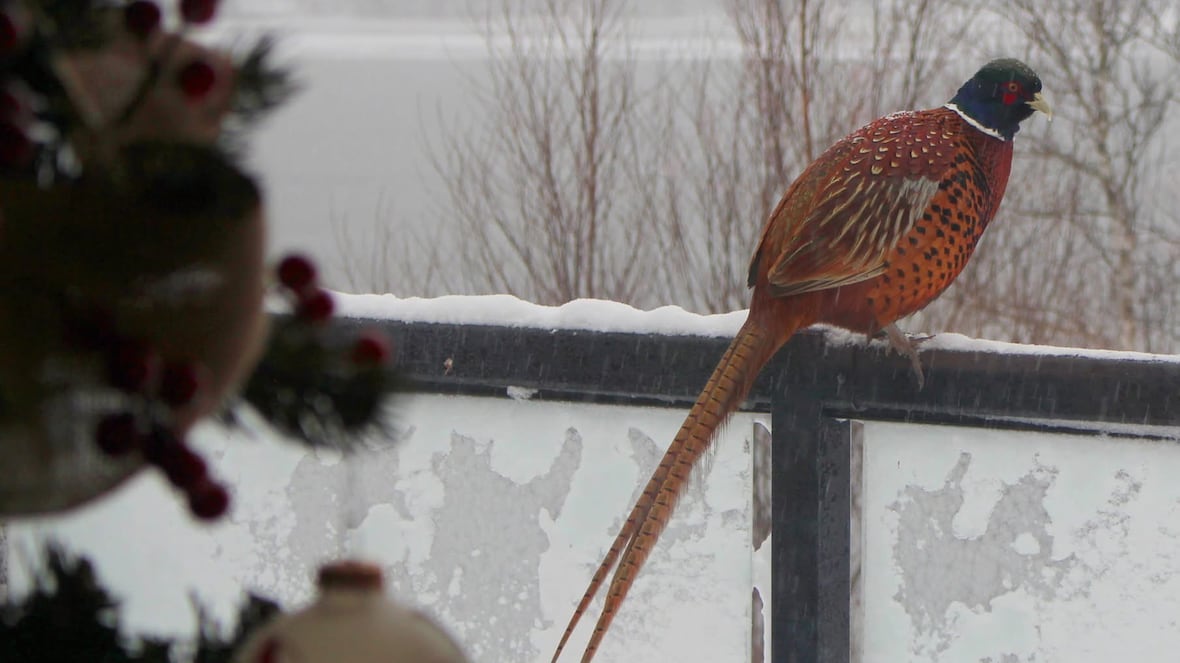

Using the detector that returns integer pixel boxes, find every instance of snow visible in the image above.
[333,292,748,338]
[333,291,1180,367]
[505,386,538,401]
[916,332,1180,364]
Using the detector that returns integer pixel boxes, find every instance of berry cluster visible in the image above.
[0,0,226,173]
[277,254,336,324]
[123,0,225,103]
[78,319,229,521]
[243,254,396,446]
[276,253,392,365]
[121,0,221,33]
[123,1,163,36]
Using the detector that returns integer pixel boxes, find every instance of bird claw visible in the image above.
[880,324,929,389]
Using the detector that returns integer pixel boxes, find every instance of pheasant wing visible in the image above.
[749,111,959,298]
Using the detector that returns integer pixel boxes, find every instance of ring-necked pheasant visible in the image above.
[552,58,1051,662]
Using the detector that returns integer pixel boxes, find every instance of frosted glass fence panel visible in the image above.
[859,421,1180,663]
[3,393,765,663]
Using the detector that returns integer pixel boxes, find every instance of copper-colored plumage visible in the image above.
[554,61,1048,662]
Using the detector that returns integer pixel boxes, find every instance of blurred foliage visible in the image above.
[0,544,281,663]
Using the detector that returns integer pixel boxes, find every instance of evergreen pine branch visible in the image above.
[230,36,298,124]
[237,315,400,450]
[221,36,299,157]
[0,544,171,663]
[193,593,281,663]
[0,544,284,663]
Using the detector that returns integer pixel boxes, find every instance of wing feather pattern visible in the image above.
[747,112,960,298]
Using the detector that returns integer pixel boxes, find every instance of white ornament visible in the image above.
[234,561,470,663]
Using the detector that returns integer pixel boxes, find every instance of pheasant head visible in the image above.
[946,58,1052,140]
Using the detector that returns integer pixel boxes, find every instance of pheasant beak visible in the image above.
[1027,91,1053,121]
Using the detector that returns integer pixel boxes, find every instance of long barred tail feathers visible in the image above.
[553,311,804,662]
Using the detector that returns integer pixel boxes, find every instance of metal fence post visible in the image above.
[772,391,853,663]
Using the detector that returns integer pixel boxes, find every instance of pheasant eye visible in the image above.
[1001,81,1020,104]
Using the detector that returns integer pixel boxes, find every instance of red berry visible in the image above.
[277,254,317,293]
[108,340,162,393]
[95,412,142,457]
[160,362,202,408]
[179,0,219,24]
[188,479,229,520]
[124,1,162,37]
[296,289,334,323]
[351,330,391,366]
[177,60,217,100]
[160,444,208,488]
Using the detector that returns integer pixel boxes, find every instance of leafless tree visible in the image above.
[403,0,674,307]
[647,0,844,313]
[863,0,984,116]
[330,202,433,295]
